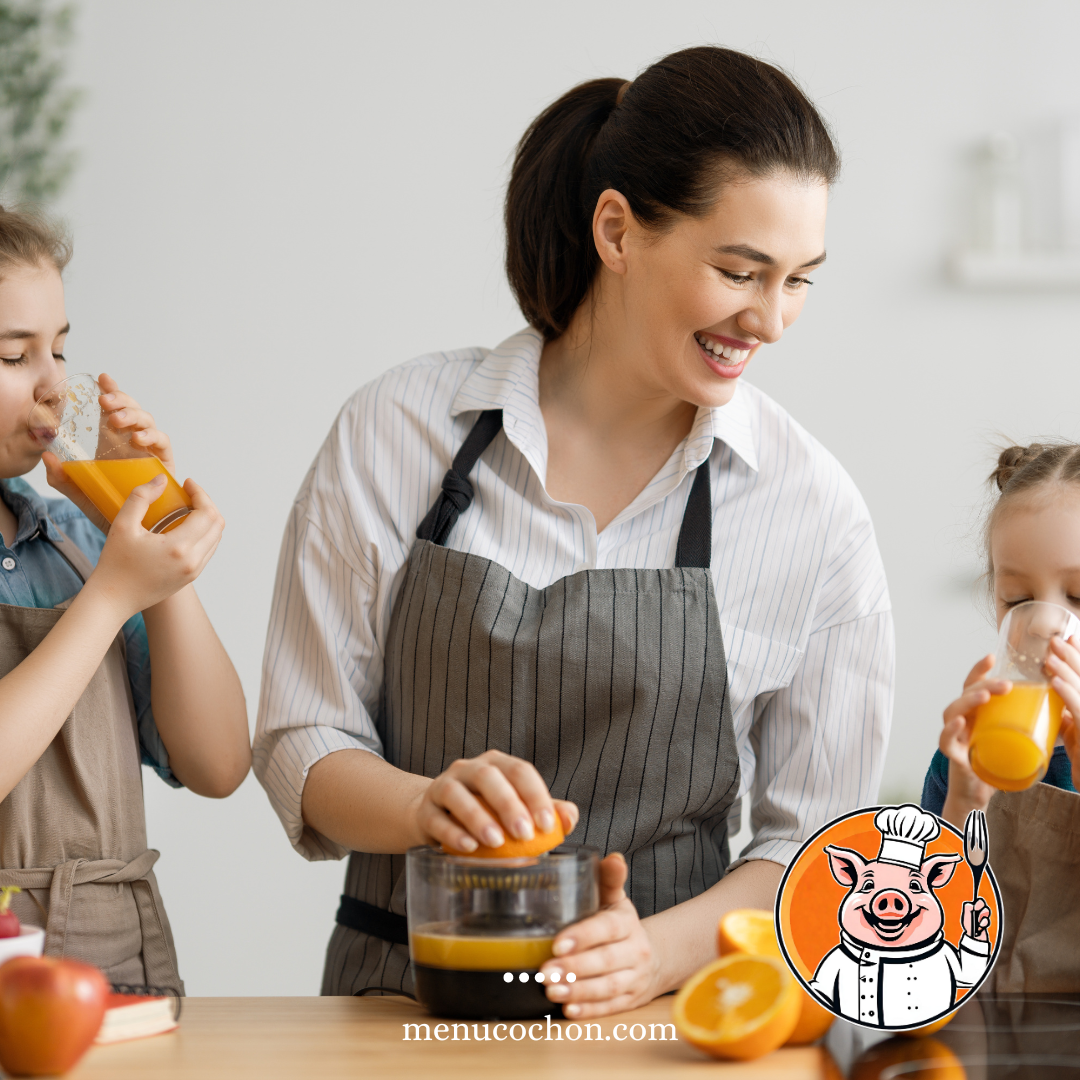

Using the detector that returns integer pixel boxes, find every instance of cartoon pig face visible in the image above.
[824,846,962,949]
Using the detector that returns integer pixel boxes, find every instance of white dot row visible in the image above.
[502,971,576,984]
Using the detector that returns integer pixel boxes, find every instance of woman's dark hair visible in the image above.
[505,46,840,340]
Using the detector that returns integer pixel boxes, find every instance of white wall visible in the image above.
[25,0,1080,994]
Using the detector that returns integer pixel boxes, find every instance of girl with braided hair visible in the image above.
[922,441,1080,992]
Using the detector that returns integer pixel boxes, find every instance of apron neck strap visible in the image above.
[416,408,713,569]
[675,460,712,570]
[416,409,504,545]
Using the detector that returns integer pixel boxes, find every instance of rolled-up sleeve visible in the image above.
[254,499,387,861]
[733,495,895,869]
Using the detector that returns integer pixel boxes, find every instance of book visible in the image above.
[94,987,180,1045]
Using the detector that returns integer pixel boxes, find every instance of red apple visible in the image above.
[0,956,108,1075]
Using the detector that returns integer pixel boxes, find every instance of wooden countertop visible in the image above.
[68,996,837,1079]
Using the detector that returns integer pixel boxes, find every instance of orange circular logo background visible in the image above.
[775,806,1001,1028]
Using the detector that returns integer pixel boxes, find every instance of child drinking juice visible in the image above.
[922,442,1080,992]
[0,206,249,992]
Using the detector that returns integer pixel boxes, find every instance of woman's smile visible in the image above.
[693,332,756,380]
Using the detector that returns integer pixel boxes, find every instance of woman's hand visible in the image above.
[85,475,224,620]
[1048,633,1080,789]
[42,372,177,532]
[940,655,1004,827]
[411,749,578,852]
[541,853,660,1019]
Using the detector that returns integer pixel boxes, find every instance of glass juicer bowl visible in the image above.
[406,845,599,1020]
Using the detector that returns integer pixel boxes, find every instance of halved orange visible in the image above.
[717,907,835,1045]
[718,908,783,959]
[672,954,801,1060]
[899,1011,956,1038]
[441,796,565,859]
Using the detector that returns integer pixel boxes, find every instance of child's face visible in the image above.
[0,262,68,479]
[991,487,1080,627]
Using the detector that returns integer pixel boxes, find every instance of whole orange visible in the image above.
[0,956,108,1076]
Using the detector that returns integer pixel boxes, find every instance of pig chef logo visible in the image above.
[775,804,1001,1031]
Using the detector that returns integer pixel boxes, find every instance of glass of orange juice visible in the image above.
[27,373,192,534]
[969,600,1080,791]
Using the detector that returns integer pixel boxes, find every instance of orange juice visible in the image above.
[969,682,1064,790]
[62,457,192,534]
[410,928,555,970]
[410,923,557,1019]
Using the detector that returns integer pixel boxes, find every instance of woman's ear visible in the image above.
[591,188,633,275]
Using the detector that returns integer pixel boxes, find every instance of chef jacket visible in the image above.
[810,929,991,1027]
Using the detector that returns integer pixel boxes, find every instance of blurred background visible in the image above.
[6,0,1079,994]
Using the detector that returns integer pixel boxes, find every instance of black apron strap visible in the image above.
[417,409,713,567]
[415,409,504,545]
[674,459,712,570]
[335,894,409,946]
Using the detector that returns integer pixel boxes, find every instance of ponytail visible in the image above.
[504,78,623,342]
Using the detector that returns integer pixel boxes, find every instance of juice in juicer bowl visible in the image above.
[406,845,599,1020]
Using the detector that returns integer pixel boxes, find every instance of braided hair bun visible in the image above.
[989,443,1052,492]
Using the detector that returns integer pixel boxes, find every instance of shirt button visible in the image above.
[2,557,15,570]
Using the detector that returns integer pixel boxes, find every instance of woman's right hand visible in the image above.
[940,654,1006,823]
[87,474,225,620]
[413,749,578,852]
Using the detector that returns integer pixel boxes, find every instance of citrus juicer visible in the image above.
[406,845,599,1020]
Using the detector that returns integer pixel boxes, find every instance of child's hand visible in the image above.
[940,655,1005,826]
[87,475,224,619]
[42,373,176,533]
[1048,633,1080,790]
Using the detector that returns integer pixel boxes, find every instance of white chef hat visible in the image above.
[874,804,940,869]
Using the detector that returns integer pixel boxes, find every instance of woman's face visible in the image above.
[604,171,829,409]
[991,488,1080,627]
[0,262,68,479]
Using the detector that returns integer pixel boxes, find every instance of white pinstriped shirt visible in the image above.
[254,328,894,868]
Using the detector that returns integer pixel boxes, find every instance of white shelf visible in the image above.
[950,250,1080,288]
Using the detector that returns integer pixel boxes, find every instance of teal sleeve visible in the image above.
[920,750,950,816]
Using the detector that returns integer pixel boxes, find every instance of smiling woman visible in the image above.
[255,45,894,1019]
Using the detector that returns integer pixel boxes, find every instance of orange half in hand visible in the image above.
[673,954,801,1061]
[442,796,565,858]
[717,908,835,1045]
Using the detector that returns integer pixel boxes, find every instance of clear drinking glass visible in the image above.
[969,600,1080,790]
[406,845,599,1020]
[27,373,192,534]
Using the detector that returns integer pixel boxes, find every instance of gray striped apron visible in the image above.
[323,409,740,996]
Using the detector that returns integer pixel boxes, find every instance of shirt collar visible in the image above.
[451,327,759,475]
[0,477,63,546]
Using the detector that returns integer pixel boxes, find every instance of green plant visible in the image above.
[0,1,79,203]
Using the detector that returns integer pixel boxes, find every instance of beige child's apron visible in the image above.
[0,527,183,993]
[986,782,1080,993]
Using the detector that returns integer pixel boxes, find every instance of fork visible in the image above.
[964,809,988,903]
